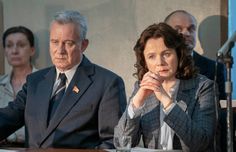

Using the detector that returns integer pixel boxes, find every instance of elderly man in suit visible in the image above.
[0,10,126,149]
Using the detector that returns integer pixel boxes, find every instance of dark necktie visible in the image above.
[48,73,67,124]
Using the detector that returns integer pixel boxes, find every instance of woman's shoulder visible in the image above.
[192,74,215,92]
[184,74,213,83]
[195,74,214,84]
[179,74,214,91]
[0,74,10,85]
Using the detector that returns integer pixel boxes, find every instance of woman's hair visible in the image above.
[2,26,34,48]
[51,10,87,40]
[133,22,198,81]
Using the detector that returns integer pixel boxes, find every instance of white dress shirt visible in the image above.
[52,56,83,97]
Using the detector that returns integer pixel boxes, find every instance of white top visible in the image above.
[0,67,38,142]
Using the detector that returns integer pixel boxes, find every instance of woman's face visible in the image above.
[4,33,35,67]
[143,37,178,80]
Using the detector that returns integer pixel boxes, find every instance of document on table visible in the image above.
[132,147,182,152]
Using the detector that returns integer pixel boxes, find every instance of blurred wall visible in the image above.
[0,0,4,74]
[1,0,227,97]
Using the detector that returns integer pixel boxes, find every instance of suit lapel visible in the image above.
[176,78,198,114]
[41,56,94,144]
[34,68,56,136]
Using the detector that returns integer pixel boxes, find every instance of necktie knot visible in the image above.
[55,73,67,94]
[59,73,67,84]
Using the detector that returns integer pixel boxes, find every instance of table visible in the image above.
[0,148,107,152]
[0,147,182,152]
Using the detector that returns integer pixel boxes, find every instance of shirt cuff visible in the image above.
[127,100,145,119]
[163,102,176,114]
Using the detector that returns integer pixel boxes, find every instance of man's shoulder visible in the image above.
[82,55,121,79]
[27,66,54,80]
[193,51,225,69]
[193,51,216,64]
[93,64,121,79]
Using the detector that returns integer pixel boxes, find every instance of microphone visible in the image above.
[218,31,236,56]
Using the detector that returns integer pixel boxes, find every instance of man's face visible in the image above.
[50,22,88,71]
[166,12,197,52]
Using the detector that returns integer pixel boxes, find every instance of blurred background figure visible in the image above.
[0,26,37,146]
[164,10,226,100]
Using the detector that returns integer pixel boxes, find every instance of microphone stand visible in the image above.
[218,41,235,152]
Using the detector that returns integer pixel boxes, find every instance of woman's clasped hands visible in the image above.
[133,71,173,109]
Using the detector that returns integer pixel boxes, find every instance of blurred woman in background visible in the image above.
[0,26,37,146]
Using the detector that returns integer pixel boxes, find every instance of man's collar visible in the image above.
[55,55,84,82]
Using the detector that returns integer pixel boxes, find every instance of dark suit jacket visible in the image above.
[0,56,127,149]
[193,51,226,100]
[115,75,216,152]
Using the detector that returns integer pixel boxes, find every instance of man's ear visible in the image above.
[81,39,89,53]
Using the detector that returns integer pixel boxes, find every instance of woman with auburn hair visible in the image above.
[114,23,216,152]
